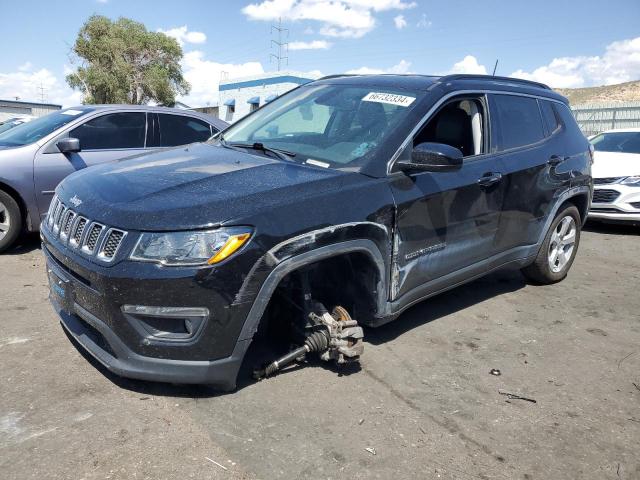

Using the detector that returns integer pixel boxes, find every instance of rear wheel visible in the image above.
[521,205,581,284]
[0,190,22,253]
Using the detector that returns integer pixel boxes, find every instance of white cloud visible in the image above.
[96,0,108,3]
[178,51,264,106]
[394,15,407,30]
[347,59,412,75]
[157,26,207,46]
[448,55,488,75]
[511,36,640,88]
[289,40,332,50]
[242,0,416,39]
[0,66,82,106]
[17,62,32,72]
[416,13,431,28]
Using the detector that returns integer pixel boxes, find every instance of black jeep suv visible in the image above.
[42,74,592,390]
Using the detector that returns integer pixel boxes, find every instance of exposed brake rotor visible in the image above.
[253,303,364,380]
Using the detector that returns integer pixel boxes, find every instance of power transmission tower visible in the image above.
[37,82,47,103]
[270,17,288,71]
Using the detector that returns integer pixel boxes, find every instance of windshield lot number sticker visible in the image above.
[362,92,415,107]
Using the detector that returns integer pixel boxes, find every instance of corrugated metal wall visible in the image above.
[571,101,640,136]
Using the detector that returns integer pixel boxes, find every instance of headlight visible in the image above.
[620,176,640,186]
[130,227,252,266]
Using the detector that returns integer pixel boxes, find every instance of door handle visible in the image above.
[548,155,568,166]
[477,172,502,187]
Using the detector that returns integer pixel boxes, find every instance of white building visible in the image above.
[218,70,320,123]
[0,99,61,122]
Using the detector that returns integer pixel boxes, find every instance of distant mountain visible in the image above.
[555,80,640,105]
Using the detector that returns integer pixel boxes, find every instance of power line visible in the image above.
[270,17,288,71]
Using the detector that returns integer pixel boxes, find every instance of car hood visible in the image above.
[56,142,361,231]
[592,151,640,178]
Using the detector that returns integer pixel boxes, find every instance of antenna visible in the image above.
[270,17,289,71]
[492,59,499,76]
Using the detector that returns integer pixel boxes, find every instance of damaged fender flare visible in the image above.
[236,239,387,344]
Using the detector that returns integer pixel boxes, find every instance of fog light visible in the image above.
[121,305,209,341]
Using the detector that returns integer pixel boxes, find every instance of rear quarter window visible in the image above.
[492,94,545,151]
[539,100,560,136]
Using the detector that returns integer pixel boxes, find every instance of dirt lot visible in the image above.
[1,223,639,480]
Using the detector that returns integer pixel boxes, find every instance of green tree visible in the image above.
[66,15,190,105]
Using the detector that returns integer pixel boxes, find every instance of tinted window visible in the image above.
[540,100,560,135]
[0,108,94,147]
[493,95,545,150]
[591,132,640,154]
[158,114,212,146]
[554,102,585,139]
[72,112,146,150]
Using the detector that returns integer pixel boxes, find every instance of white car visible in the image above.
[588,128,640,224]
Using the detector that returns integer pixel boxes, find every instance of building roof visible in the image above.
[219,70,321,92]
[0,99,62,109]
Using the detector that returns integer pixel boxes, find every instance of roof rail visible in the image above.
[439,74,551,90]
[317,74,358,80]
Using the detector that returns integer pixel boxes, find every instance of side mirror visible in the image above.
[57,137,80,153]
[398,142,463,172]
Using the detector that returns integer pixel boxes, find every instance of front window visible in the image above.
[0,108,93,147]
[590,131,640,154]
[217,84,423,169]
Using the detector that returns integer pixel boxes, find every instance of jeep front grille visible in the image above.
[45,197,127,262]
[70,217,87,247]
[98,229,126,260]
[84,224,104,253]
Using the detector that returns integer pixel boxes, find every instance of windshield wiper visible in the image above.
[228,141,296,162]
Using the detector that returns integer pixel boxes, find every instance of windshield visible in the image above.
[0,108,93,147]
[591,131,640,154]
[216,84,423,169]
[0,120,25,135]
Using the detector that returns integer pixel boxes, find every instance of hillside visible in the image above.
[555,80,640,105]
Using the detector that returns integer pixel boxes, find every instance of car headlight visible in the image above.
[620,176,640,186]
[130,227,252,266]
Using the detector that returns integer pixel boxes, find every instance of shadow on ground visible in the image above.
[5,233,41,255]
[584,220,640,236]
[63,268,526,398]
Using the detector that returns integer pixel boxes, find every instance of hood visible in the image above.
[592,151,640,178]
[57,142,363,231]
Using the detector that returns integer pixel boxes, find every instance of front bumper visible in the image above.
[54,298,247,389]
[588,184,640,223]
[41,227,260,389]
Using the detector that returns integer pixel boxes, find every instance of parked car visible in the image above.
[42,74,592,390]
[0,105,227,252]
[0,115,34,134]
[588,128,640,224]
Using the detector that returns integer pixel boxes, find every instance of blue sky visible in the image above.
[1,0,639,106]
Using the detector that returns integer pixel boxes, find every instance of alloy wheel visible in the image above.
[548,215,577,273]
[0,200,9,241]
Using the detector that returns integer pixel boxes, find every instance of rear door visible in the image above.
[33,111,148,219]
[489,94,570,252]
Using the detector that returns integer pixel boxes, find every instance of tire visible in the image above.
[521,205,581,284]
[0,190,22,254]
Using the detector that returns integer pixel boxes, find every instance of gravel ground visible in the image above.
[1,222,639,480]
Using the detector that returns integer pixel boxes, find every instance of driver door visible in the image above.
[388,95,506,300]
[33,111,149,220]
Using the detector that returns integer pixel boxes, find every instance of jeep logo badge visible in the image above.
[69,195,82,207]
